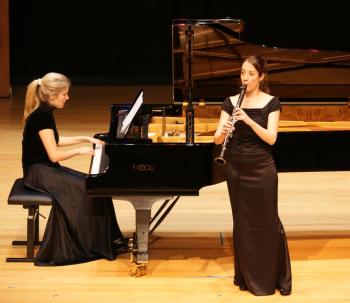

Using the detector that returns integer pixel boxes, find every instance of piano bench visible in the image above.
[6,178,53,263]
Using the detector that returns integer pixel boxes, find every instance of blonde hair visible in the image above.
[23,72,71,122]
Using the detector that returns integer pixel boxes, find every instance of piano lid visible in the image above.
[172,18,350,104]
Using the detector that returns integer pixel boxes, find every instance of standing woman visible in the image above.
[22,72,128,266]
[214,56,292,296]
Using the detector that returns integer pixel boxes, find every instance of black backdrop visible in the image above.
[10,0,348,85]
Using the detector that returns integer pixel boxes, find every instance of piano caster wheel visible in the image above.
[129,262,147,277]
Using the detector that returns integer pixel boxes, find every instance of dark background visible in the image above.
[9,0,349,85]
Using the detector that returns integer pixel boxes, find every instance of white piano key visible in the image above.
[91,144,103,174]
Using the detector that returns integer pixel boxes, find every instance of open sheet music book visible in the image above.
[120,90,144,136]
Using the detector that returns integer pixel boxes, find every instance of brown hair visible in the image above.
[244,55,270,93]
[23,72,71,122]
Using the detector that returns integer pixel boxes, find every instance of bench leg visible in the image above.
[6,205,41,262]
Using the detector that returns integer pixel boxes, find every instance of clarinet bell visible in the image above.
[214,156,227,165]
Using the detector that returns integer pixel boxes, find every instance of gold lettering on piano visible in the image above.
[132,164,155,172]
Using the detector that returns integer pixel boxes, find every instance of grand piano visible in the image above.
[86,91,226,276]
[86,19,350,276]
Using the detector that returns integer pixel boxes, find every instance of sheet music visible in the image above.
[91,144,103,174]
[120,91,143,135]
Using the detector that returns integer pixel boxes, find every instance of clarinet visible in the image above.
[215,84,247,165]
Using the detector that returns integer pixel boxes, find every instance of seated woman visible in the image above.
[22,72,128,266]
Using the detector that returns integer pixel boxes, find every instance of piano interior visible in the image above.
[153,18,350,142]
[147,116,350,144]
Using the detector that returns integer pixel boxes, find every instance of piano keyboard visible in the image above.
[90,144,109,174]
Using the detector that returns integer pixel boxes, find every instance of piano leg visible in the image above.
[119,196,174,277]
[135,208,151,263]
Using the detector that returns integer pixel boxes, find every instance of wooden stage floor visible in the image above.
[0,85,349,302]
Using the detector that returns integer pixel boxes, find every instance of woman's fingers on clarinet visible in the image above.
[235,111,245,120]
[226,120,233,127]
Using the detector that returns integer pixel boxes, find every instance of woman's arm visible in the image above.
[39,129,95,163]
[235,108,280,145]
[58,135,103,147]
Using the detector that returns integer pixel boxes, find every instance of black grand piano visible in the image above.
[86,90,225,276]
[86,19,350,276]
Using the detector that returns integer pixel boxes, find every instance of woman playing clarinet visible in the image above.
[214,55,292,296]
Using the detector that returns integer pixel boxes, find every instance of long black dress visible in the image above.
[222,96,292,295]
[22,102,125,266]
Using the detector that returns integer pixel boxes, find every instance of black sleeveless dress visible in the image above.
[22,102,126,266]
[222,96,292,295]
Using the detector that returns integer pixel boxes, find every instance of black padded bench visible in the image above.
[6,178,53,262]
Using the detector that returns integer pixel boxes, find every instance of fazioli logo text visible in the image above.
[132,164,155,172]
